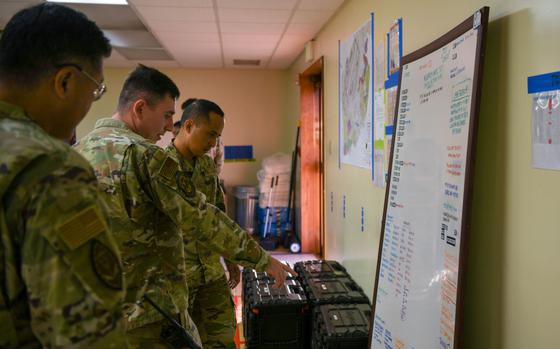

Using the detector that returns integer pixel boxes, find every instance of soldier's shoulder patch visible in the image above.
[177,172,196,198]
[91,240,122,290]
[56,205,107,250]
[159,156,178,181]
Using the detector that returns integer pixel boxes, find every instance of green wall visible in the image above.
[287,0,560,347]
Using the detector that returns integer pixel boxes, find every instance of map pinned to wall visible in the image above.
[339,16,373,169]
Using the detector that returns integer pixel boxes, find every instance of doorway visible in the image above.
[299,57,324,256]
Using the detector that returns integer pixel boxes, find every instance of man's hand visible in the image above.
[225,261,241,289]
[265,257,297,288]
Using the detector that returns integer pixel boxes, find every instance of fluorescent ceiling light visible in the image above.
[47,0,128,5]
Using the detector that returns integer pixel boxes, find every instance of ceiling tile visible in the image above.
[268,39,307,68]
[223,46,273,57]
[270,44,301,57]
[147,20,218,33]
[277,34,309,48]
[216,0,297,10]
[129,0,212,7]
[166,42,222,67]
[298,0,345,11]
[135,6,215,21]
[223,43,275,54]
[162,40,221,54]
[285,22,320,36]
[218,8,291,23]
[156,32,220,43]
[291,10,333,24]
[221,34,280,45]
[220,22,285,35]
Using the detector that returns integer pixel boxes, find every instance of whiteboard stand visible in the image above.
[369,7,489,349]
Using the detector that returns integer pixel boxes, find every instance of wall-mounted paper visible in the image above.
[374,90,386,187]
[339,17,373,169]
[531,91,560,170]
[528,71,560,171]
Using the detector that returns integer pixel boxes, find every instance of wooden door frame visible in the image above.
[299,57,324,256]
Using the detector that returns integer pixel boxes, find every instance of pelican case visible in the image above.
[311,303,371,349]
[242,269,309,349]
[300,277,370,306]
[294,260,349,280]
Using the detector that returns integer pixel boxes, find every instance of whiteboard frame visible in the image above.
[368,7,489,349]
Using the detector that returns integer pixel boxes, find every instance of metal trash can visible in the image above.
[234,186,258,234]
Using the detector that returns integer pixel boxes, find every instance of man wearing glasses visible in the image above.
[0,3,126,348]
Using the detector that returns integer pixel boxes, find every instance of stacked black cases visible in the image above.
[242,268,309,349]
[312,303,372,349]
[302,277,370,306]
[293,260,348,280]
[295,261,371,349]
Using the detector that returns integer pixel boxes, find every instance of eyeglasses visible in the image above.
[55,63,107,101]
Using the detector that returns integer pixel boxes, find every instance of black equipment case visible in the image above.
[311,303,371,349]
[293,260,349,280]
[242,269,309,349]
[300,277,370,306]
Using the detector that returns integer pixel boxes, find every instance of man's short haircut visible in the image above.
[0,3,111,85]
[180,99,225,125]
[181,98,198,111]
[117,64,180,113]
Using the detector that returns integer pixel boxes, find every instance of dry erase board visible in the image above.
[369,7,489,349]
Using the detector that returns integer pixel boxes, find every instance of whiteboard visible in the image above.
[370,8,489,349]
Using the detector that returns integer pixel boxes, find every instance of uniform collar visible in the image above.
[0,100,31,122]
[169,141,198,172]
[94,117,130,130]
[94,117,147,142]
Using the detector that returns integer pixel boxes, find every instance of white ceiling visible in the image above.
[0,0,345,69]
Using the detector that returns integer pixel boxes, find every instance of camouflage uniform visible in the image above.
[76,118,271,347]
[0,101,126,348]
[167,143,236,349]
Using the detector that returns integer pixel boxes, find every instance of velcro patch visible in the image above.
[91,240,122,290]
[159,157,178,181]
[56,206,107,250]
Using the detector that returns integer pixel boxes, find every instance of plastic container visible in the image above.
[294,260,349,280]
[257,206,288,238]
[311,303,371,349]
[301,277,370,306]
[234,186,259,234]
[242,268,309,349]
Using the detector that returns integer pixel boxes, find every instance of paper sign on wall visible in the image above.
[528,71,560,170]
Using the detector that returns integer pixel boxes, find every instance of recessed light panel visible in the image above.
[47,0,128,5]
